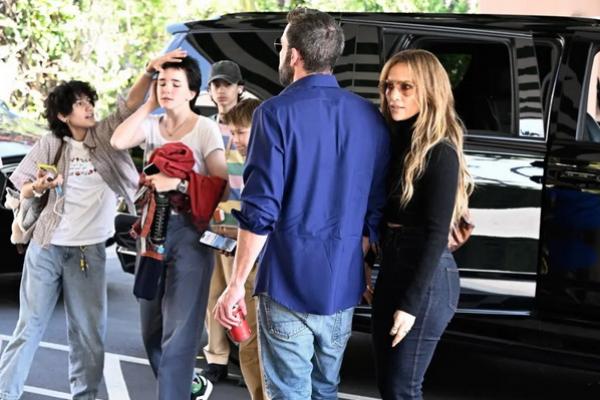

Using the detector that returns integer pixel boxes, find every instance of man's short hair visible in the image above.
[222,98,262,127]
[286,8,344,74]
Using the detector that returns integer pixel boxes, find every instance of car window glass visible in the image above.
[384,31,518,138]
[417,40,515,137]
[189,31,283,100]
[580,50,600,143]
[533,38,560,125]
[346,24,381,102]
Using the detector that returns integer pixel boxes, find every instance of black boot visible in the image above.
[201,363,228,384]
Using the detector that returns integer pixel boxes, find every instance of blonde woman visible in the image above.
[372,49,473,399]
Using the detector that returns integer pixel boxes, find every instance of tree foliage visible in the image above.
[0,0,475,121]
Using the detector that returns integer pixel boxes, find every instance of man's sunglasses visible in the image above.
[273,37,282,52]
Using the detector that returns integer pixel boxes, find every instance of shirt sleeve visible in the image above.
[200,117,225,158]
[94,95,135,142]
[9,134,54,190]
[395,143,459,315]
[232,105,284,235]
[363,116,391,243]
[139,115,160,161]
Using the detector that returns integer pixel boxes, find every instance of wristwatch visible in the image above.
[176,179,189,194]
[32,183,46,198]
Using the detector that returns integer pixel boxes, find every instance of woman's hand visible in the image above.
[362,262,374,305]
[145,173,180,193]
[32,169,63,194]
[390,309,416,347]
[145,48,187,75]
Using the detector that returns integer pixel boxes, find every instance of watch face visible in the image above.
[178,180,188,193]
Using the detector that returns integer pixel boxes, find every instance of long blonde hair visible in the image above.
[379,49,473,225]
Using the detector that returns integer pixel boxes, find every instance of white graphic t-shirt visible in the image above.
[51,138,117,245]
[141,114,224,174]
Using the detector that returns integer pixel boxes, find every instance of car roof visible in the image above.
[178,12,600,35]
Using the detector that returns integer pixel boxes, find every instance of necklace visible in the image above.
[162,115,192,138]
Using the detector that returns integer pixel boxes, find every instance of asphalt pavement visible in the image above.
[0,246,599,399]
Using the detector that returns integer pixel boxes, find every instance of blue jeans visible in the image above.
[139,214,214,400]
[0,241,107,400]
[372,233,460,400]
[257,295,354,400]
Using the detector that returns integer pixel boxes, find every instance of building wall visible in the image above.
[479,0,600,17]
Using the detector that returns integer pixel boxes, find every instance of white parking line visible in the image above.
[1,335,122,399]
[104,353,130,399]
[339,394,380,400]
[2,335,380,400]
[23,385,74,399]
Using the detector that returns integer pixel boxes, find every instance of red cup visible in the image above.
[229,309,252,343]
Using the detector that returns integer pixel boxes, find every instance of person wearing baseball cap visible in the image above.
[208,60,244,123]
[203,61,265,399]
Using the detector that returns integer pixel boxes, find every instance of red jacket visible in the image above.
[148,142,227,231]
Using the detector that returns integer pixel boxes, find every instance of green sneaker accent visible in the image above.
[191,373,213,399]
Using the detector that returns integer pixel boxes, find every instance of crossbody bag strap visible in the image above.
[53,138,65,167]
[39,138,65,209]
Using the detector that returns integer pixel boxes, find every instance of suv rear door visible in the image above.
[347,20,548,317]
[538,36,600,333]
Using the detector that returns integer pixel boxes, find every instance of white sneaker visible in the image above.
[191,373,213,399]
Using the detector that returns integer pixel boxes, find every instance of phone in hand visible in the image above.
[199,230,237,254]
[143,163,160,175]
[37,163,57,179]
[37,163,62,195]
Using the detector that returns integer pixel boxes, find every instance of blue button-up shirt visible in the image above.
[233,74,390,315]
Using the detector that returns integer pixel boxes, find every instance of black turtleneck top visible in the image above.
[382,114,459,315]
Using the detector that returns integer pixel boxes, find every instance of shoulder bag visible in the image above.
[448,208,475,252]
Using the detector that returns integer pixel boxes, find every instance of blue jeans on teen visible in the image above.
[0,241,107,400]
[257,294,354,400]
[372,231,460,400]
[139,214,214,400]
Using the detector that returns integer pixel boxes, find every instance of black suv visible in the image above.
[111,12,600,370]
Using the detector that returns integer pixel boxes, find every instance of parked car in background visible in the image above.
[0,100,46,274]
[112,11,600,371]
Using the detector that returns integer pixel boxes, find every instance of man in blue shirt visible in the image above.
[215,7,390,399]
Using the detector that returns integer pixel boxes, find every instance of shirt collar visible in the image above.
[82,129,97,149]
[281,73,339,94]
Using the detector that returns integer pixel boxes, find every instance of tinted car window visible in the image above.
[580,49,600,142]
[189,31,283,100]
[534,38,561,128]
[417,40,514,136]
[384,31,517,137]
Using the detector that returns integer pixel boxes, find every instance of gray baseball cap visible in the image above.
[208,60,243,84]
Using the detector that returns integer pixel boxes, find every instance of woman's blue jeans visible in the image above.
[139,214,214,400]
[372,231,460,400]
[0,241,107,400]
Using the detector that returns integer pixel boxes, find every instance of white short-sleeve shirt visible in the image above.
[141,114,224,173]
[51,138,117,245]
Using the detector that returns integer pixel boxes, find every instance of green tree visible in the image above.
[0,0,475,122]
[1,0,214,119]
[411,0,471,13]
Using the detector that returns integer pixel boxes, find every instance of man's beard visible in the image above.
[278,50,293,86]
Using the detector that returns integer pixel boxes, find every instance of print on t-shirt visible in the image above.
[68,156,97,177]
